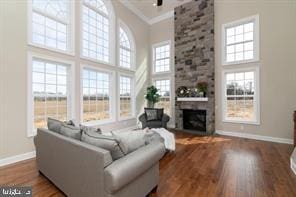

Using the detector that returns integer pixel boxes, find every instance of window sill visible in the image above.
[28,42,75,57]
[81,119,115,127]
[80,56,113,67]
[222,119,260,125]
[222,58,259,66]
[118,116,136,121]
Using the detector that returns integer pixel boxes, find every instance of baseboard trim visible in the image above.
[291,158,296,175]
[216,130,293,144]
[0,151,36,167]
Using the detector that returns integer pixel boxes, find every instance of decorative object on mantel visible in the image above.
[145,85,160,108]
[197,82,208,98]
[176,86,188,97]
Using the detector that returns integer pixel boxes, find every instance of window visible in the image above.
[31,0,71,51]
[153,42,170,73]
[82,68,112,123]
[222,15,259,65]
[155,79,171,115]
[119,76,133,119]
[82,0,109,63]
[119,27,132,69]
[30,57,72,131]
[223,67,260,124]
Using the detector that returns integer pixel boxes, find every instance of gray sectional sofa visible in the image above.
[34,128,166,197]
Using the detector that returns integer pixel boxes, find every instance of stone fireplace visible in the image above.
[174,0,215,135]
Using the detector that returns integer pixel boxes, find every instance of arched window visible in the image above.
[119,24,135,69]
[82,0,114,63]
[31,0,71,51]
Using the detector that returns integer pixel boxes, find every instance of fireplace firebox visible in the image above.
[183,109,207,132]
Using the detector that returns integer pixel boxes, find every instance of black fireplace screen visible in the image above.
[183,109,206,132]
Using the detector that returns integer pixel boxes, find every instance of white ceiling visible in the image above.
[119,0,192,24]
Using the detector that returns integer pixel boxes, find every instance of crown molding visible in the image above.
[119,0,151,24]
[119,0,183,25]
[149,11,174,25]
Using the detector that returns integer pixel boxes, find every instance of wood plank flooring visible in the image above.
[1,131,296,197]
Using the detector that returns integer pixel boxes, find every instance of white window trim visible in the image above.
[27,52,76,137]
[152,40,171,75]
[221,66,260,125]
[152,76,173,115]
[27,0,75,56]
[80,0,116,66]
[118,72,136,121]
[118,19,136,71]
[80,64,116,127]
[222,14,260,66]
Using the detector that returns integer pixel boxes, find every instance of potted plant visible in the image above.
[197,82,208,97]
[145,85,160,108]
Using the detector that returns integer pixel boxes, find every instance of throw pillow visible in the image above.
[60,124,82,140]
[81,130,127,160]
[144,130,164,144]
[47,118,63,133]
[145,108,158,121]
[156,108,164,120]
[111,131,146,154]
[80,124,102,134]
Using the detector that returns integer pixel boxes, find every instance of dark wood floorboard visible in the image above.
[1,131,296,197]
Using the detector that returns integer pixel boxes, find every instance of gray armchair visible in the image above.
[139,113,170,129]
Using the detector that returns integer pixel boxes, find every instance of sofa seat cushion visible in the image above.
[104,141,165,193]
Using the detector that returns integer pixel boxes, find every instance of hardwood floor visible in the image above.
[1,131,296,197]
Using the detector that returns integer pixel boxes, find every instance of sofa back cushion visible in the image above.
[60,124,82,140]
[47,118,64,133]
[81,130,127,160]
[111,131,146,154]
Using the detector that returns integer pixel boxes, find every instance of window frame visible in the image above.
[27,0,75,56]
[27,52,75,137]
[118,72,135,121]
[152,40,171,75]
[80,0,115,66]
[221,66,260,125]
[153,77,172,116]
[80,64,116,126]
[118,19,136,71]
[222,15,259,66]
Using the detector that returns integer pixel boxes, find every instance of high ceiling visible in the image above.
[122,0,192,19]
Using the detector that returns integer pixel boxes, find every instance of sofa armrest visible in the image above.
[104,141,165,193]
[34,128,113,197]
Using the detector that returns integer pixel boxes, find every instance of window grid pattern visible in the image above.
[155,79,171,115]
[226,22,254,62]
[32,59,69,129]
[119,76,132,118]
[154,44,170,73]
[82,0,109,63]
[225,71,255,121]
[32,0,69,51]
[119,28,132,69]
[82,69,110,122]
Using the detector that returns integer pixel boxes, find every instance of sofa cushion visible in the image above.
[80,124,102,134]
[47,118,63,133]
[104,141,166,193]
[81,130,127,160]
[60,124,82,140]
[111,131,146,154]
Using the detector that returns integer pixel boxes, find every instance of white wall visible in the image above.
[0,0,150,159]
[149,18,175,127]
[215,0,296,139]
